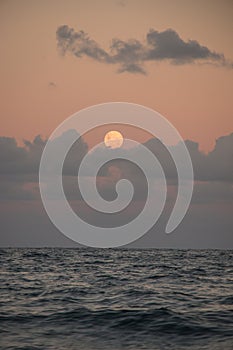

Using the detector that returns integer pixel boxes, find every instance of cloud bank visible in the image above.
[0,131,232,201]
[0,131,232,248]
[56,25,232,74]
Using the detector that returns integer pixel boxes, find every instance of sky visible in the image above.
[0,0,233,248]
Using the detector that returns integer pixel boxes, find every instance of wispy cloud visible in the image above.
[56,25,232,74]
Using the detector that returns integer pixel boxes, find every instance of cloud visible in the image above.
[191,181,233,205]
[146,29,224,64]
[56,25,232,74]
[0,132,87,176]
[0,132,232,248]
[0,131,232,202]
[85,132,233,183]
[56,25,109,62]
[183,133,233,182]
[0,135,46,175]
[0,131,87,200]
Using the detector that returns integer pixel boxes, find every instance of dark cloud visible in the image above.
[206,134,233,181]
[146,29,224,64]
[0,131,232,247]
[0,131,87,200]
[0,179,37,200]
[0,131,232,201]
[56,25,109,62]
[0,135,46,175]
[85,132,233,183]
[191,181,233,205]
[183,133,233,182]
[56,25,232,74]
[0,132,87,176]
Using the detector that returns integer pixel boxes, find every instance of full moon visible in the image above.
[104,130,124,149]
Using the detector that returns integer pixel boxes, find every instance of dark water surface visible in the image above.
[0,248,233,349]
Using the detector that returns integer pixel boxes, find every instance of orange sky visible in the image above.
[1,0,233,151]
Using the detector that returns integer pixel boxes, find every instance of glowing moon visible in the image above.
[104,131,123,149]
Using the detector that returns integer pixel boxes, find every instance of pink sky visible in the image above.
[0,0,233,151]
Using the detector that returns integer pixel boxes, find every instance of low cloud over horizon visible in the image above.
[56,25,233,74]
[0,130,232,248]
[0,130,232,182]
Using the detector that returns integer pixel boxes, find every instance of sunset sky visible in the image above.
[1,0,233,151]
[0,0,232,248]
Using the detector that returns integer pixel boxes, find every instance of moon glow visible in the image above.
[104,131,124,149]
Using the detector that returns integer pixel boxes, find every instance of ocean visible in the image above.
[0,248,233,350]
